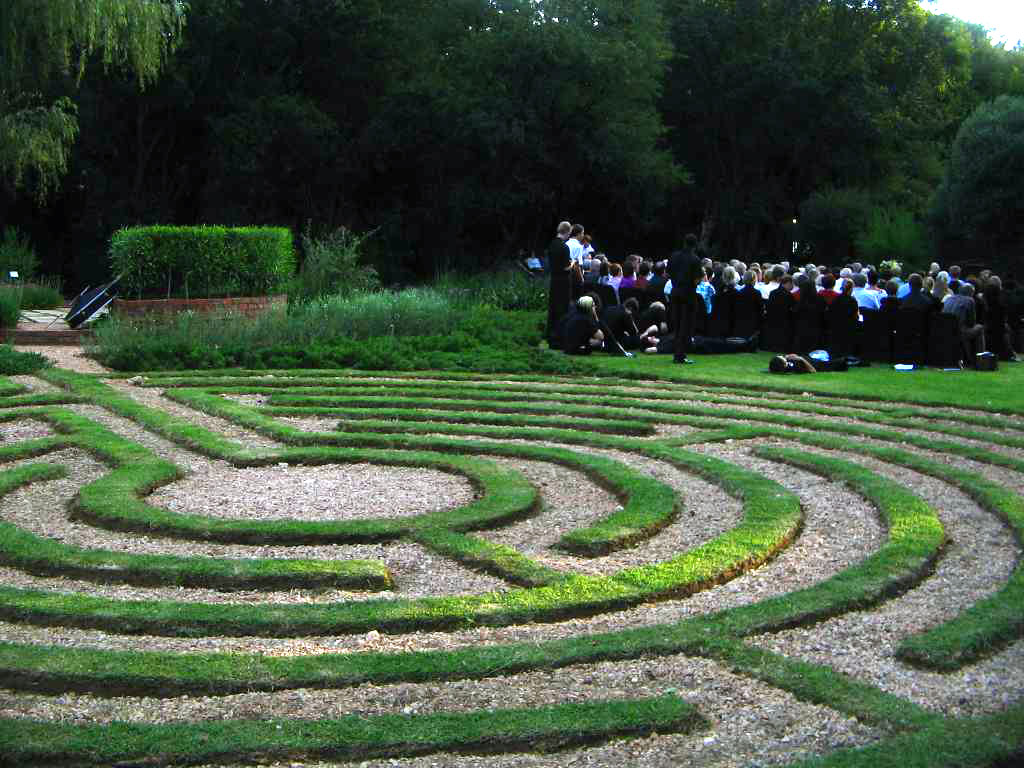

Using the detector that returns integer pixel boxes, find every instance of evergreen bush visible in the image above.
[109,226,295,299]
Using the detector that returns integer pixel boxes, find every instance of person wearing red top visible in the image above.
[818,273,840,305]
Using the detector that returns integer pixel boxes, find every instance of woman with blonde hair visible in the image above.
[932,272,952,303]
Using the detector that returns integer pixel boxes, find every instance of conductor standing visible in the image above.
[667,234,703,364]
[546,221,573,348]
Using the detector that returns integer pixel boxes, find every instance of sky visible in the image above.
[919,1,1024,46]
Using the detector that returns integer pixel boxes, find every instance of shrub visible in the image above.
[18,277,63,310]
[0,227,39,280]
[435,269,547,312]
[291,225,379,302]
[857,208,928,273]
[86,286,574,374]
[109,226,296,299]
[0,345,50,374]
[798,188,872,264]
[0,287,20,328]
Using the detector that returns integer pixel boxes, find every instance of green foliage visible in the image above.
[856,207,929,272]
[0,345,51,374]
[109,226,296,299]
[797,188,872,264]
[930,95,1024,272]
[17,277,63,310]
[87,286,577,375]
[0,98,79,201]
[0,289,19,329]
[291,226,379,303]
[0,0,183,199]
[0,227,39,280]
[435,270,547,312]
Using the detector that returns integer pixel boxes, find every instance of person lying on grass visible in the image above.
[769,354,817,374]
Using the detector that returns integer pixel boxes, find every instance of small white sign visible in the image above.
[8,271,18,279]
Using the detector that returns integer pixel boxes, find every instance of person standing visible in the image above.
[546,221,573,348]
[667,234,703,364]
[566,224,586,300]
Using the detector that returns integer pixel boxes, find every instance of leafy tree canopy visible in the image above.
[931,95,1024,272]
[0,0,184,199]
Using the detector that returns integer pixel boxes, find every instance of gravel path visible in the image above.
[745,441,1024,717]
[0,440,884,655]
[149,462,475,522]
[4,355,1022,766]
[0,654,884,767]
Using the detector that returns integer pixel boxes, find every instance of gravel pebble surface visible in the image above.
[479,454,746,576]
[149,462,475,522]
[0,417,54,441]
[3,357,1021,767]
[744,440,1024,717]
[27,346,109,374]
[0,439,883,655]
[0,655,884,768]
[0,538,509,603]
[695,399,1024,458]
[104,378,283,451]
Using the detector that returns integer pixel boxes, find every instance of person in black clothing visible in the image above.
[793,278,826,354]
[639,301,668,337]
[732,270,764,339]
[602,297,655,351]
[983,277,1020,361]
[827,278,860,359]
[562,295,604,355]
[901,273,940,313]
[667,234,704,364]
[880,279,901,313]
[763,275,795,352]
[546,221,573,347]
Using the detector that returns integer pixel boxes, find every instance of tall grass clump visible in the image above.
[290,225,380,302]
[0,227,39,280]
[0,287,21,328]
[435,269,547,312]
[18,277,64,310]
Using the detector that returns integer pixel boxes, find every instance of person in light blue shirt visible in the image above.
[851,273,880,310]
[695,267,716,315]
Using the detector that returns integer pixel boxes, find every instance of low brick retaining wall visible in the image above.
[111,295,286,318]
[4,329,90,346]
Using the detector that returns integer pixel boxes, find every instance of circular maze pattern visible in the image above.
[0,364,1022,766]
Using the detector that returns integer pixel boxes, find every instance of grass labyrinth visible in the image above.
[0,362,1022,766]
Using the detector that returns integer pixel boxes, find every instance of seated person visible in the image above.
[818,274,840,305]
[943,282,986,364]
[880,279,901,312]
[602,297,645,350]
[638,301,669,337]
[619,261,637,290]
[562,295,604,355]
[635,261,652,289]
[769,354,817,374]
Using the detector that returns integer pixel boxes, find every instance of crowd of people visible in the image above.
[544,221,1023,370]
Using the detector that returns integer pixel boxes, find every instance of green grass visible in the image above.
[0,694,705,767]
[3,361,1023,766]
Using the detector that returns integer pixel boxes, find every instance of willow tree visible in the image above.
[0,0,184,200]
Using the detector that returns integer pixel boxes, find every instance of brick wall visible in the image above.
[4,329,90,346]
[111,294,287,318]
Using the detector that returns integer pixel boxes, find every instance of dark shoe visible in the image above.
[674,358,695,364]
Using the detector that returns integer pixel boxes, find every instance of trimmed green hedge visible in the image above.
[109,226,295,299]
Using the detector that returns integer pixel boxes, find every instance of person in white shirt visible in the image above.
[566,225,586,270]
[851,273,880,310]
[760,265,784,299]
